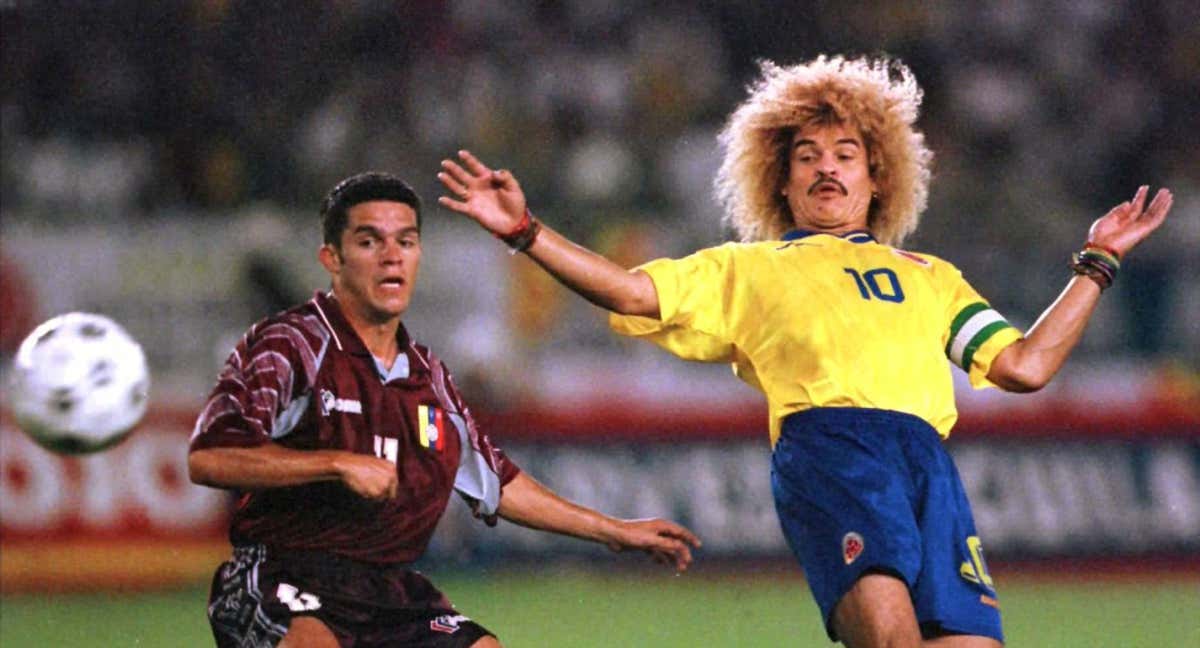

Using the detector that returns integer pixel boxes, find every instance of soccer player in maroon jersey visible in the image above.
[188,172,700,648]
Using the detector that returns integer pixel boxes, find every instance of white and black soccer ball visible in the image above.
[9,312,150,455]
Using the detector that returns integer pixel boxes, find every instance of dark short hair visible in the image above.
[320,172,422,246]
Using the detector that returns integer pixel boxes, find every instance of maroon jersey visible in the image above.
[190,291,520,563]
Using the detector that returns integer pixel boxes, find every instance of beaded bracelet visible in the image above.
[496,208,543,254]
[1070,243,1121,290]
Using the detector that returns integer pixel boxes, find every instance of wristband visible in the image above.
[496,208,542,254]
[1083,242,1121,261]
[1070,245,1120,291]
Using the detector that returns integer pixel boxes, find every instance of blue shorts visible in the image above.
[770,407,1002,643]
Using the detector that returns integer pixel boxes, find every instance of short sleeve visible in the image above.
[429,354,521,520]
[609,246,738,363]
[190,321,318,451]
[941,268,1024,389]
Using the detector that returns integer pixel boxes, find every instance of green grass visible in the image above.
[2,568,1197,647]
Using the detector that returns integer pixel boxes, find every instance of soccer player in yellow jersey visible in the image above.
[437,55,1173,648]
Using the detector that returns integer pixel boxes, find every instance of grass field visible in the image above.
[2,567,1197,647]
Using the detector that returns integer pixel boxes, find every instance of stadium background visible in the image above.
[1,2,1197,646]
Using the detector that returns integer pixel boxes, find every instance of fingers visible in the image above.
[435,164,472,214]
[648,548,686,571]
[437,170,469,197]
[662,524,702,549]
[439,159,475,188]
[491,168,517,191]
[436,195,470,214]
[611,519,701,571]
[437,157,476,214]
[641,519,702,548]
[642,541,691,571]
[457,149,491,176]
[645,522,699,571]
[1143,188,1173,225]
[649,538,694,572]
[439,151,520,198]
[1112,185,1146,224]
[1130,185,1149,213]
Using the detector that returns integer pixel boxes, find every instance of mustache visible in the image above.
[808,174,847,195]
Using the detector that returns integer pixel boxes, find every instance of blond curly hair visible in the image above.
[715,55,932,247]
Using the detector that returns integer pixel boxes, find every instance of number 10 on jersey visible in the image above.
[844,267,905,303]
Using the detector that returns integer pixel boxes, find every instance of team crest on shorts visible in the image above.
[842,532,865,565]
[430,614,470,634]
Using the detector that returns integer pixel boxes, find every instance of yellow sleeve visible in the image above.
[608,313,735,362]
[940,264,1024,389]
[965,327,1023,388]
[608,247,737,363]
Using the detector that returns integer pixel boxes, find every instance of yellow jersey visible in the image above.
[610,230,1023,445]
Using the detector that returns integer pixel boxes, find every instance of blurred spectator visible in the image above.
[1,0,1196,397]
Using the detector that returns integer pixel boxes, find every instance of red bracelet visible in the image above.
[496,208,541,253]
[495,208,532,242]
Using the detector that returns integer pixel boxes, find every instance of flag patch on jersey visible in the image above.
[416,404,447,452]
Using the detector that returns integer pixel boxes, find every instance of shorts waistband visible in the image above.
[233,544,411,573]
[781,407,938,436]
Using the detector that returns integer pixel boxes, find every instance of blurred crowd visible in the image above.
[2,1,1198,398]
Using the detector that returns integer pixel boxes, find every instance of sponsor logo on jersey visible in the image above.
[417,404,447,452]
[319,389,362,416]
[430,613,470,634]
[842,532,865,565]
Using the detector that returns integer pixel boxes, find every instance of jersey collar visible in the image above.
[781,228,877,244]
[313,290,415,363]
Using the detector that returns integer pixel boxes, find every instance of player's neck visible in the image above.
[356,325,401,369]
[790,210,868,238]
[793,222,866,238]
[340,306,403,368]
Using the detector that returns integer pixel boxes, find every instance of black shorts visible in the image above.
[207,545,494,648]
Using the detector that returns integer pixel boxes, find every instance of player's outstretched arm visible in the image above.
[188,443,399,501]
[496,472,701,571]
[987,186,1173,392]
[437,150,660,318]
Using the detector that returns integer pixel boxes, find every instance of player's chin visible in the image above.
[368,293,411,318]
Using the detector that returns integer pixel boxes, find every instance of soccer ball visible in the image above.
[9,312,150,455]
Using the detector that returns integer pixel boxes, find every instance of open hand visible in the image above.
[604,518,702,572]
[438,150,528,236]
[1088,185,1173,258]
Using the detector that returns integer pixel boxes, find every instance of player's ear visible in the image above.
[318,244,341,274]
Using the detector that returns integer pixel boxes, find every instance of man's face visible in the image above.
[781,122,877,233]
[320,200,421,325]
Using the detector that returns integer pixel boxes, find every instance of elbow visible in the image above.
[996,366,1052,393]
[609,270,659,319]
[1003,378,1046,394]
[612,295,658,319]
[989,343,1055,393]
